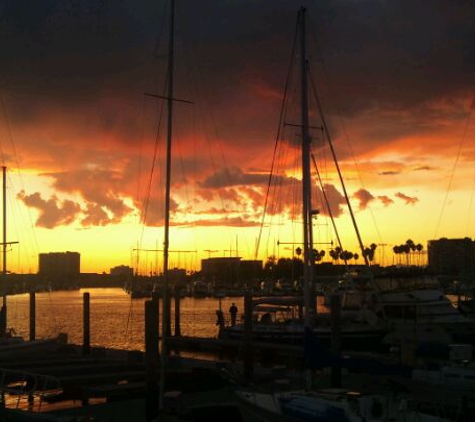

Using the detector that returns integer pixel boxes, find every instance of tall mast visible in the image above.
[299,8,313,327]
[160,0,174,409]
[2,166,6,276]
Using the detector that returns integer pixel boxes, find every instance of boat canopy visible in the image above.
[252,296,303,308]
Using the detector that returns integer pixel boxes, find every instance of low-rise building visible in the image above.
[201,257,262,289]
[428,237,475,281]
[110,265,134,277]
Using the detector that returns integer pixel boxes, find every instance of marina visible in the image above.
[0,0,473,421]
[0,287,472,421]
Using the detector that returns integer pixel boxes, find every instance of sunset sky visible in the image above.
[0,0,474,274]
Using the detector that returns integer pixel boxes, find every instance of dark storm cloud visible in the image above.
[312,0,475,112]
[2,0,472,122]
[200,167,296,189]
[3,0,474,228]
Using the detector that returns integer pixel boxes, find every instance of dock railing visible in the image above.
[0,368,62,411]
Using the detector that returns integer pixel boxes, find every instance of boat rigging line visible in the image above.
[254,15,299,261]
[139,77,167,247]
[0,91,40,270]
[310,152,349,272]
[307,22,385,249]
[434,96,475,239]
[307,66,372,272]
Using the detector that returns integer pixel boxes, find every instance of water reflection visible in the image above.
[7,289,242,351]
[6,288,327,352]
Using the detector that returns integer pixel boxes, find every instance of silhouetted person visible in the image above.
[229,303,238,326]
[0,304,6,337]
[215,309,225,330]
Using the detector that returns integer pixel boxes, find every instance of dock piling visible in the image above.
[29,292,36,341]
[0,296,6,337]
[243,288,253,380]
[83,292,90,356]
[330,293,341,388]
[165,287,172,337]
[145,299,159,421]
[174,285,181,337]
[151,291,160,340]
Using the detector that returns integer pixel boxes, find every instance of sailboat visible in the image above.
[219,7,390,353]
[236,387,453,422]
[333,272,475,346]
[232,10,460,422]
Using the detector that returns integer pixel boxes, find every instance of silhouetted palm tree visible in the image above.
[401,244,410,266]
[340,250,353,262]
[416,243,423,266]
[393,245,402,265]
[329,249,338,263]
[363,246,376,265]
[313,249,325,262]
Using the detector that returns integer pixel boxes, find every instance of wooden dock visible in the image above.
[168,335,306,366]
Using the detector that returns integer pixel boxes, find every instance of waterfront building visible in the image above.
[38,251,80,280]
[428,237,475,282]
[201,257,262,289]
[110,265,133,277]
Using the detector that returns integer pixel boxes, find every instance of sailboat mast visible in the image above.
[160,0,174,409]
[299,8,313,327]
[2,166,6,276]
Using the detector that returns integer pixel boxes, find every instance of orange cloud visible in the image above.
[17,191,81,228]
[378,195,394,206]
[395,192,419,205]
[353,188,375,210]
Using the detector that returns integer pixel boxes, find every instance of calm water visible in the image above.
[6,288,243,351]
